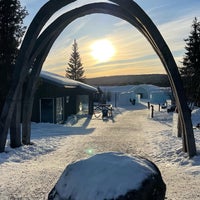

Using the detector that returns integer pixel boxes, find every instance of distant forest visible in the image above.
[85,74,170,87]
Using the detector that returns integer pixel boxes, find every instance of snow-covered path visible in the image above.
[0,105,200,199]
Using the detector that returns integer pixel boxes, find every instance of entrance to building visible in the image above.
[40,98,54,123]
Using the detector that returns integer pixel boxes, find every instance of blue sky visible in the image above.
[21,0,200,78]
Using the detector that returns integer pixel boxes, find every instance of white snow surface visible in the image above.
[55,152,157,200]
[0,94,200,199]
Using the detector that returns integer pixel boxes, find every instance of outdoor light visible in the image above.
[66,96,70,103]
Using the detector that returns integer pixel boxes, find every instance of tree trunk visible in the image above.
[10,102,22,148]
[182,128,188,153]
[10,87,22,148]
[177,113,182,138]
[0,82,22,152]
[22,94,34,145]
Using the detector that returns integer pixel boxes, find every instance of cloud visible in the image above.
[43,13,165,78]
[32,0,200,78]
[114,20,129,27]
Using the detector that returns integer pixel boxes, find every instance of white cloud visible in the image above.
[22,0,200,77]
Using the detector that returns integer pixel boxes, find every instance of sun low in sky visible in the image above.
[90,39,115,63]
[22,0,200,78]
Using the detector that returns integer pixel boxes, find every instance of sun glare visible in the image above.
[90,39,115,62]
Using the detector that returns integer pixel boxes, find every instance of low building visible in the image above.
[31,71,97,123]
[129,84,172,104]
[100,84,172,106]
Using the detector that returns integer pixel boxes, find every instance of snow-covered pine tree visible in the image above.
[180,17,200,105]
[66,39,85,82]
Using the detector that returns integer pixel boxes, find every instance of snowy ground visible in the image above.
[0,103,200,199]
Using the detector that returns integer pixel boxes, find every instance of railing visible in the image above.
[93,104,113,118]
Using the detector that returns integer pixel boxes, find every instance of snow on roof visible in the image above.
[55,152,157,200]
[100,84,166,94]
[100,85,135,93]
[40,71,97,92]
[128,84,161,93]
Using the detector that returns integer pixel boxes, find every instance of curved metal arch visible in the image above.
[113,0,196,154]
[27,2,196,156]
[0,0,196,156]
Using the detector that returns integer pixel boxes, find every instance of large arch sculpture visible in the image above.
[0,0,196,156]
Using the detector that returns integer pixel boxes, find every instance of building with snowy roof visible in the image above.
[128,84,172,104]
[31,71,97,124]
[100,84,172,107]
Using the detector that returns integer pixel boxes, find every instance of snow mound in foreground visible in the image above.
[50,152,165,200]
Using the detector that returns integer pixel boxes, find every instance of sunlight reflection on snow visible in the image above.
[85,148,95,156]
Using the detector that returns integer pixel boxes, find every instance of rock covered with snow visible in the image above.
[48,152,166,200]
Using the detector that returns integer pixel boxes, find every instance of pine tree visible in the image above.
[180,17,200,104]
[0,0,28,112]
[66,39,85,82]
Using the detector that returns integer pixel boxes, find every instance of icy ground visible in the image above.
[0,104,200,200]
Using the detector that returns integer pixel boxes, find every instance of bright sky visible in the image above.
[20,0,200,78]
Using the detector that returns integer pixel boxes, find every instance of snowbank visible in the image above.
[50,152,165,200]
